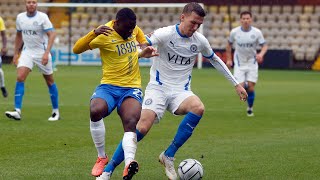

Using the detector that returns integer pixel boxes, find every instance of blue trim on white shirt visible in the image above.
[44,28,54,32]
[156,70,162,85]
[146,36,152,46]
[27,11,37,18]
[175,24,188,38]
[236,54,240,66]
[202,52,215,59]
[184,75,191,90]
[259,42,266,46]
[240,26,252,32]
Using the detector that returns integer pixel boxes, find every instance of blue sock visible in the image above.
[14,82,24,109]
[247,91,255,108]
[164,112,202,158]
[48,83,59,109]
[104,129,144,173]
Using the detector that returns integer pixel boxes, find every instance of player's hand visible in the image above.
[41,52,49,65]
[256,53,264,64]
[137,43,148,50]
[139,46,159,58]
[226,60,233,68]
[94,26,113,36]
[12,54,19,66]
[1,47,7,56]
[235,84,247,101]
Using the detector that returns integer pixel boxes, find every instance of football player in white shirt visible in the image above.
[98,3,247,180]
[226,11,268,117]
[5,0,60,121]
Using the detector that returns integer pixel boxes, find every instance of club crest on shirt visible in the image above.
[33,21,38,26]
[144,98,152,105]
[190,44,197,53]
[250,34,256,39]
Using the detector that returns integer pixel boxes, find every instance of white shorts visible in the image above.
[18,51,53,75]
[233,64,258,83]
[142,83,195,123]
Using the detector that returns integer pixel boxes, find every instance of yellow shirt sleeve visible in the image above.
[135,26,147,44]
[73,30,97,54]
[0,17,6,31]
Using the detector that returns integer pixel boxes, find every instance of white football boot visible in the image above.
[5,110,21,120]
[48,111,60,121]
[96,172,112,180]
[159,151,177,180]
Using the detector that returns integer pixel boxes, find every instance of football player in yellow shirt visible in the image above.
[73,8,158,180]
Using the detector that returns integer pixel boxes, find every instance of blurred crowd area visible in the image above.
[0,0,319,62]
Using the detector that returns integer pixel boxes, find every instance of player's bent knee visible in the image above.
[90,106,107,122]
[191,103,205,116]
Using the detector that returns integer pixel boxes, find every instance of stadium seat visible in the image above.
[261,5,271,14]
[230,5,238,14]
[239,5,250,13]
[282,5,292,14]
[293,5,303,13]
[219,5,228,14]
[208,5,218,14]
[250,5,260,14]
[303,5,314,14]
[271,5,281,14]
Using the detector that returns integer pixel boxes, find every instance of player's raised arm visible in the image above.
[73,25,113,54]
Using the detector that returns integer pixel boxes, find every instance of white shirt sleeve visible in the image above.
[208,54,239,86]
[257,29,266,45]
[228,28,236,44]
[200,35,214,58]
[146,26,170,46]
[42,13,54,31]
[16,15,21,31]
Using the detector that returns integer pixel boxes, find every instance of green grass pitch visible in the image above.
[0,64,319,179]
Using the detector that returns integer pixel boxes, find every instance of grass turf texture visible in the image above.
[0,65,319,179]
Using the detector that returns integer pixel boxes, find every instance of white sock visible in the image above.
[15,108,21,114]
[0,68,4,87]
[52,109,59,115]
[122,132,137,166]
[90,119,106,158]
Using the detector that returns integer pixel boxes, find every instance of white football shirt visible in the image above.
[146,24,214,90]
[16,11,54,53]
[228,26,266,65]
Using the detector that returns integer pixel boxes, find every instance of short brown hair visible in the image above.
[240,11,252,18]
[183,2,206,17]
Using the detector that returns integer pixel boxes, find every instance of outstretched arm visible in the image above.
[138,46,159,58]
[208,53,247,101]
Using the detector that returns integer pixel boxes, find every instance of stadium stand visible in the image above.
[0,1,319,65]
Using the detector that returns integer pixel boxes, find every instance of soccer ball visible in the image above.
[177,159,203,180]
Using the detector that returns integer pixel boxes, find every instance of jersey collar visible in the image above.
[240,26,252,32]
[175,24,189,38]
[27,11,37,18]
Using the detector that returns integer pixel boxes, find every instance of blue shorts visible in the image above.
[91,84,143,116]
